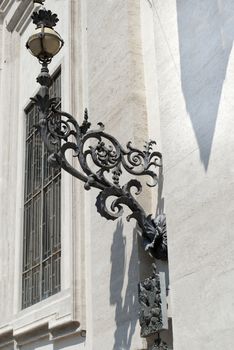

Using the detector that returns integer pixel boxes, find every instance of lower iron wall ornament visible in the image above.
[138,264,168,338]
[151,336,169,350]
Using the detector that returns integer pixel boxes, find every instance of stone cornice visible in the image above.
[0,319,84,348]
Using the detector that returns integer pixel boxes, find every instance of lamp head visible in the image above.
[26,5,64,64]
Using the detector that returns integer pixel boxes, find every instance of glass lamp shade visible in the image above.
[26,26,63,61]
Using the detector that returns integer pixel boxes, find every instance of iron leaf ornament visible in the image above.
[32,9,59,28]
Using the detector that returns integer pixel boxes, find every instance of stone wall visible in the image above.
[151,0,234,349]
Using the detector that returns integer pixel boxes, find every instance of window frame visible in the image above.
[22,67,62,309]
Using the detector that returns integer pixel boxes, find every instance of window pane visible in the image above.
[52,252,61,294]
[33,131,42,193]
[25,137,33,200]
[32,266,40,305]
[22,271,31,309]
[32,194,41,265]
[42,259,52,299]
[43,146,53,185]
[53,177,61,250]
[43,184,53,259]
[23,202,32,271]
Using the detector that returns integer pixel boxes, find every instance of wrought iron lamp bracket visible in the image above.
[32,62,167,261]
[28,3,169,347]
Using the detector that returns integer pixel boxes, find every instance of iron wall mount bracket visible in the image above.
[32,63,168,261]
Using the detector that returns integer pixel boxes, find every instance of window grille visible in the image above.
[22,69,61,309]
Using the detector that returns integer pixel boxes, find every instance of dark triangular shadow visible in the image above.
[176,0,234,170]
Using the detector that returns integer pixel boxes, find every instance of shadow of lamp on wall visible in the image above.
[26,1,169,349]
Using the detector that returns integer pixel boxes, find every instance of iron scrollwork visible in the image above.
[32,62,168,261]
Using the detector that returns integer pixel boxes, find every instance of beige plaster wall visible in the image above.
[150,0,234,349]
[84,0,152,349]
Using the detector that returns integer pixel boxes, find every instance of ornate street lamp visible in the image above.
[26,1,169,348]
[27,1,63,63]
